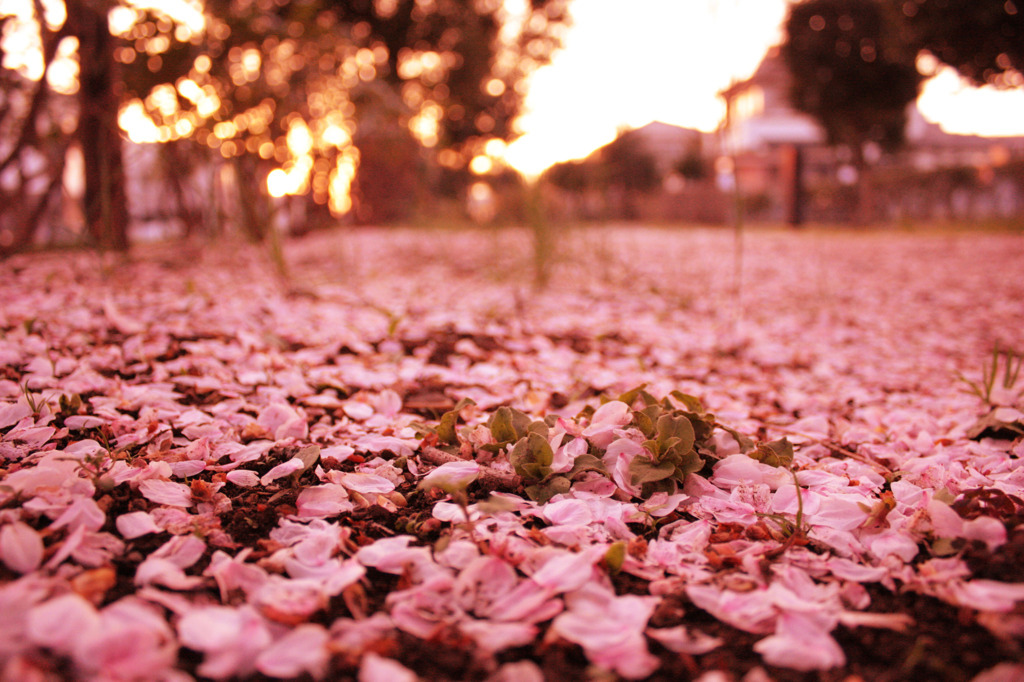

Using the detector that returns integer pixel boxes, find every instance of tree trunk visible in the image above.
[851,142,873,226]
[68,0,130,251]
[160,141,202,238]
[1,156,67,257]
[232,155,270,241]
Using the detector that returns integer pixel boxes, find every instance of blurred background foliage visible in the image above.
[0,0,569,254]
[1,0,1022,256]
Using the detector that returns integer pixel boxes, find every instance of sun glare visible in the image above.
[5,0,1024,203]
[504,0,1024,178]
[469,155,493,175]
[125,0,204,37]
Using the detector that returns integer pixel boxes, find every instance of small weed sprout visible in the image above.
[70,450,117,493]
[958,343,1022,405]
[20,383,41,415]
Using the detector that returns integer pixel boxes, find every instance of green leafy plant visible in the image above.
[745,438,810,547]
[615,386,730,497]
[420,386,803,508]
[435,398,478,448]
[506,415,575,503]
[747,437,795,469]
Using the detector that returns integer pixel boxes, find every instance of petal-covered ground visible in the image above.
[1,225,1023,681]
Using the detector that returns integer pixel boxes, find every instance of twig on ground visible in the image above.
[757,423,894,474]
[419,446,522,492]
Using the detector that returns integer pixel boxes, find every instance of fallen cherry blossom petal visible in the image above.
[339,472,397,494]
[583,400,632,449]
[256,623,330,679]
[260,457,305,486]
[138,479,194,508]
[26,593,99,656]
[0,522,44,574]
[226,469,261,487]
[753,611,846,671]
[647,625,725,654]
[552,583,660,679]
[359,652,418,682]
[296,484,354,518]
[177,605,273,680]
[418,460,480,493]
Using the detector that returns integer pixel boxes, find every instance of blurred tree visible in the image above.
[601,129,660,193]
[893,0,1024,87]
[0,0,74,255]
[543,159,595,193]
[1,0,569,252]
[782,0,923,222]
[540,128,661,221]
[675,147,708,181]
[119,0,570,229]
[601,128,660,219]
[67,0,130,251]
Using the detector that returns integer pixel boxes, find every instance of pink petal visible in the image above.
[458,619,537,653]
[647,625,724,654]
[296,485,354,518]
[0,522,44,573]
[353,434,415,457]
[177,605,272,679]
[418,461,480,493]
[0,401,32,429]
[256,624,330,678]
[27,594,100,655]
[582,400,631,448]
[226,469,261,487]
[135,557,207,590]
[542,498,593,526]
[340,472,397,494]
[320,445,355,462]
[138,479,194,507]
[358,653,417,682]
[260,458,304,486]
[753,612,845,671]
[50,497,107,532]
[531,546,605,593]
[257,403,301,435]
[552,584,659,679]
[343,401,375,420]
[152,534,207,568]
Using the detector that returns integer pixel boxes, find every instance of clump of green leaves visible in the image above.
[435,397,478,448]
[501,407,606,503]
[618,387,711,497]
[420,385,801,506]
[747,437,795,469]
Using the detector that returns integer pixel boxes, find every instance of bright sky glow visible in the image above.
[504,0,1024,177]
[6,0,1024,182]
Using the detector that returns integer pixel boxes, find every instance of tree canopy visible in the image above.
[782,0,1024,161]
[782,0,923,158]
[894,0,1024,88]
[0,0,570,253]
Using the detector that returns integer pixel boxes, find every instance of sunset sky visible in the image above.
[504,0,1024,177]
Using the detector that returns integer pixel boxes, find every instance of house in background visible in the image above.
[718,46,824,224]
[718,46,1024,224]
